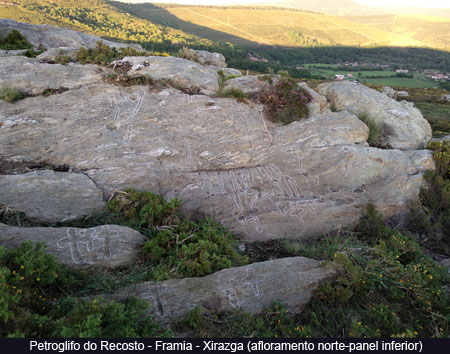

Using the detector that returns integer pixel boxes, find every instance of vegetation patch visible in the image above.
[0,86,24,103]
[356,110,382,147]
[108,189,248,280]
[42,87,69,97]
[177,47,200,64]
[75,41,149,66]
[260,76,312,125]
[406,140,450,255]
[0,29,32,50]
[415,102,450,138]
[179,206,450,338]
[0,242,169,337]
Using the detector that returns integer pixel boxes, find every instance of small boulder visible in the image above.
[188,48,227,67]
[223,75,269,97]
[382,86,396,98]
[109,256,339,323]
[317,81,432,150]
[0,18,143,51]
[36,47,78,63]
[298,82,328,116]
[0,223,145,268]
[124,56,220,95]
[0,56,102,95]
[0,170,106,223]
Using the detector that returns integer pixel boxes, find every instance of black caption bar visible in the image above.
[1,338,449,354]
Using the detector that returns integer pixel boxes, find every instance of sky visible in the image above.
[122,0,450,8]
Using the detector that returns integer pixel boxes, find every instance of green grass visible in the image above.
[0,86,23,103]
[355,110,382,147]
[415,102,450,137]
[360,77,438,89]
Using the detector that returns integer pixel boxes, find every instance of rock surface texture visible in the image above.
[0,18,143,50]
[0,56,102,94]
[0,223,146,268]
[109,257,339,323]
[0,78,434,241]
[317,81,432,150]
[0,171,105,223]
[123,56,220,95]
[223,75,269,97]
[189,48,227,67]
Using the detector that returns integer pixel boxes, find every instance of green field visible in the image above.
[304,64,439,88]
[359,77,438,88]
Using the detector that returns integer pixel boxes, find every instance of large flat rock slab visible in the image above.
[0,223,145,268]
[0,56,102,95]
[0,19,143,50]
[110,257,339,323]
[0,84,434,241]
[317,80,432,150]
[0,170,105,223]
[123,56,220,95]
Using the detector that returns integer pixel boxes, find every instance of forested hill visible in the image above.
[110,2,450,50]
[1,0,450,74]
[0,0,215,48]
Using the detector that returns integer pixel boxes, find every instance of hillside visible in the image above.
[0,0,215,48]
[346,14,450,50]
[2,1,450,75]
[260,0,450,18]
[109,2,432,49]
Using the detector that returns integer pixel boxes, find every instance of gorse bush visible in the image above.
[75,41,149,65]
[108,189,247,280]
[407,140,450,255]
[0,243,167,337]
[180,205,450,338]
[0,30,32,50]
[177,302,312,338]
[298,206,449,338]
[0,242,69,337]
[260,76,312,125]
[107,189,181,235]
[143,218,248,279]
[49,297,170,337]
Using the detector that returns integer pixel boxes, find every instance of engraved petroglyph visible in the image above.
[105,91,145,140]
[142,283,169,318]
[245,268,265,297]
[219,284,241,309]
[57,226,121,265]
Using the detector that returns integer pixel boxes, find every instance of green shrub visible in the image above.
[220,87,246,99]
[49,297,169,338]
[0,243,70,337]
[107,189,181,235]
[260,76,312,125]
[178,302,312,338]
[53,49,73,65]
[0,243,168,337]
[142,217,248,279]
[0,86,23,103]
[356,110,382,147]
[23,47,46,58]
[300,205,450,338]
[75,41,148,65]
[0,30,32,50]
[406,141,450,255]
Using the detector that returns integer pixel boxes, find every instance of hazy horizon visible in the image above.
[116,0,450,9]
